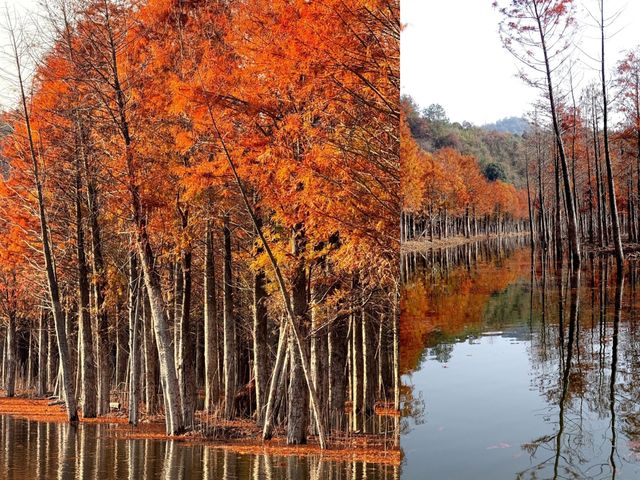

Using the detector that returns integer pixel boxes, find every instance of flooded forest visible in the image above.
[400,0,640,478]
[402,240,640,478]
[0,0,400,477]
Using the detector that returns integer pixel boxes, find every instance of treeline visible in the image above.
[522,51,640,261]
[401,103,529,242]
[496,0,639,267]
[0,0,400,448]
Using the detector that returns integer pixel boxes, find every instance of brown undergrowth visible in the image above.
[0,394,400,466]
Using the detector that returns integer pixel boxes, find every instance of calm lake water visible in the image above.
[401,238,640,479]
[0,415,396,480]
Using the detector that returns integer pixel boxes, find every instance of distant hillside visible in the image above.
[482,117,530,135]
[402,97,527,187]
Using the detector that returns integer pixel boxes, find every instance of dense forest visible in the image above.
[400,99,529,243]
[403,0,640,268]
[0,0,400,450]
[402,97,529,186]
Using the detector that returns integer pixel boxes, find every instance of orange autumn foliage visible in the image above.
[401,109,528,221]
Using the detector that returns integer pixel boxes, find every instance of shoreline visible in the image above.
[401,231,528,253]
[402,233,640,261]
[0,395,401,466]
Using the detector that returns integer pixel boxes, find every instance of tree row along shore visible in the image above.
[0,0,400,449]
[402,1,640,271]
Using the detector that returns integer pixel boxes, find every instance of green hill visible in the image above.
[403,96,527,187]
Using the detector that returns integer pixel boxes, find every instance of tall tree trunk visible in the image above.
[178,239,195,428]
[262,320,289,440]
[75,147,97,418]
[328,317,348,432]
[223,213,236,419]
[37,310,46,397]
[392,289,400,447]
[203,221,218,412]
[525,158,535,247]
[534,2,581,265]
[5,314,16,398]
[9,27,77,420]
[599,0,624,266]
[128,251,140,426]
[173,262,183,363]
[97,4,182,432]
[83,151,110,416]
[136,229,184,434]
[253,268,268,425]
[287,228,309,444]
[143,290,158,416]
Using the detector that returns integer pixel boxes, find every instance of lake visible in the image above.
[0,414,397,480]
[401,238,640,479]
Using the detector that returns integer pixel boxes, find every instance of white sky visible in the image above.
[401,0,640,126]
[0,0,41,109]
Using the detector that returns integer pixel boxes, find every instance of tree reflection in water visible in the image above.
[402,238,640,479]
[0,417,397,480]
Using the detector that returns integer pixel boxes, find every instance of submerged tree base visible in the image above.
[0,394,400,466]
[402,231,528,253]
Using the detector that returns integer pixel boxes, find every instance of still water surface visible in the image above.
[0,415,396,479]
[401,239,640,479]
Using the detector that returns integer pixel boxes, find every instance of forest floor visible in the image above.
[401,231,528,253]
[0,394,400,465]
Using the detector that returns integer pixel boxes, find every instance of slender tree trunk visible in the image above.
[328,317,348,432]
[136,230,184,434]
[554,153,563,261]
[75,148,97,418]
[128,251,140,426]
[287,228,310,444]
[173,262,183,364]
[599,1,624,266]
[253,267,268,425]
[262,320,290,440]
[83,156,110,416]
[143,290,158,416]
[534,2,581,265]
[222,213,236,419]
[392,289,400,447]
[5,314,16,398]
[10,28,77,420]
[362,304,373,428]
[37,310,46,397]
[203,221,218,412]
[526,158,535,247]
[178,242,195,427]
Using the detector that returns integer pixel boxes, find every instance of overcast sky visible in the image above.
[0,0,41,109]
[401,0,640,126]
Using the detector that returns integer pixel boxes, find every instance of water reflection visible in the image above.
[0,416,397,480]
[401,240,640,479]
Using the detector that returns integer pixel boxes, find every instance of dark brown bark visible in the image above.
[287,229,310,444]
[203,221,218,412]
